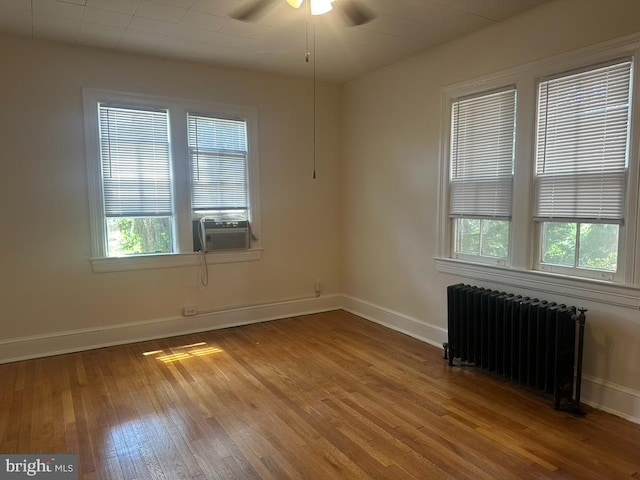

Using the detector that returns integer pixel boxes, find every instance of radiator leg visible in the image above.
[573,308,588,416]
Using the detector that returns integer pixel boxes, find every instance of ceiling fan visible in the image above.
[231,0,376,180]
[231,0,376,27]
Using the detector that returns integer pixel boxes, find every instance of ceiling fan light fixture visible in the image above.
[311,0,334,15]
[286,0,334,15]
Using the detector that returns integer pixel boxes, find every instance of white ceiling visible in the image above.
[0,0,553,82]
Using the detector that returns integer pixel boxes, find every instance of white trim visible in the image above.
[0,294,342,364]
[581,374,640,424]
[341,295,448,349]
[434,257,640,309]
[91,248,263,273]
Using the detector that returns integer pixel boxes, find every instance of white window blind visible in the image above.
[535,60,632,224]
[98,105,172,217]
[188,114,248,218]
[449,89,516,219]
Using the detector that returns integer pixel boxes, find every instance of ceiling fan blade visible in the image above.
[231,0,279,21]
[334,0,376,26]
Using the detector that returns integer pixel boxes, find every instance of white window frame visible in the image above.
[83,88,262,273]
[435,36,640,309]
[531,59,632,283]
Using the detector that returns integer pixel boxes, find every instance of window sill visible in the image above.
[434,257,640,309]
[91,249,263,273]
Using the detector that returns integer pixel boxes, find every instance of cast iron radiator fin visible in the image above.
[445,283,587,414]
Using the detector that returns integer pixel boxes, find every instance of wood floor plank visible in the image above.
[1,310,639,479]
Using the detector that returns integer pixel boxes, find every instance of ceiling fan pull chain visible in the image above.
[312,17,317,180]
[304,0,317,179]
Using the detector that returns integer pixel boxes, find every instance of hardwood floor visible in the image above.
[0,310,638,479]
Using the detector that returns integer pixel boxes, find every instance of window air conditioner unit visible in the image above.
[193,219,249,252]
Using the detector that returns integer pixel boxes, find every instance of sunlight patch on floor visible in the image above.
[143,342,224,363]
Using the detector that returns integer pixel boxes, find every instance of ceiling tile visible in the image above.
[375,2,493,35]
[256,2,309,31]
[218,19,303,47]
[179,9,228,31]
[314,21,429,54]
[190,0,238,17]
[150,0,194,8]
[82,6,132,28]
[365,0,449,24]
[86,0,140,15]
[134,0,187,22]
[361,12,446,42]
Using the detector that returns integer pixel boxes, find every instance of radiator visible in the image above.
[445,284,587,414]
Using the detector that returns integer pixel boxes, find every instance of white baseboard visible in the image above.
[341,295,448,349]
[581,375,640,424]
[0,294,342,364]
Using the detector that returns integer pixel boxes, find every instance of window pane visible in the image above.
[535,61,631,223]
[541,222,576,267]
[455,218,480,255]
[450,89,516,218]
[98,105,173,217]
[481,220,509,258]
[578,223,619,272]
[106,217,173,256]
[188,114,249,215]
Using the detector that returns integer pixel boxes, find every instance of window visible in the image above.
[449,88,516,264]
[84,89,261,271]
[534,60,632,278]
[188,114,249,222]
[437,41,640,294]
[98,105,174,256]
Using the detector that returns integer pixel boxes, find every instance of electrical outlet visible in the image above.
[314,279,323,294]
[183,306,198,316]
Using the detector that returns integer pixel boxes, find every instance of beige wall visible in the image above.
[0,33,342,340]
[342,0,640,398]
